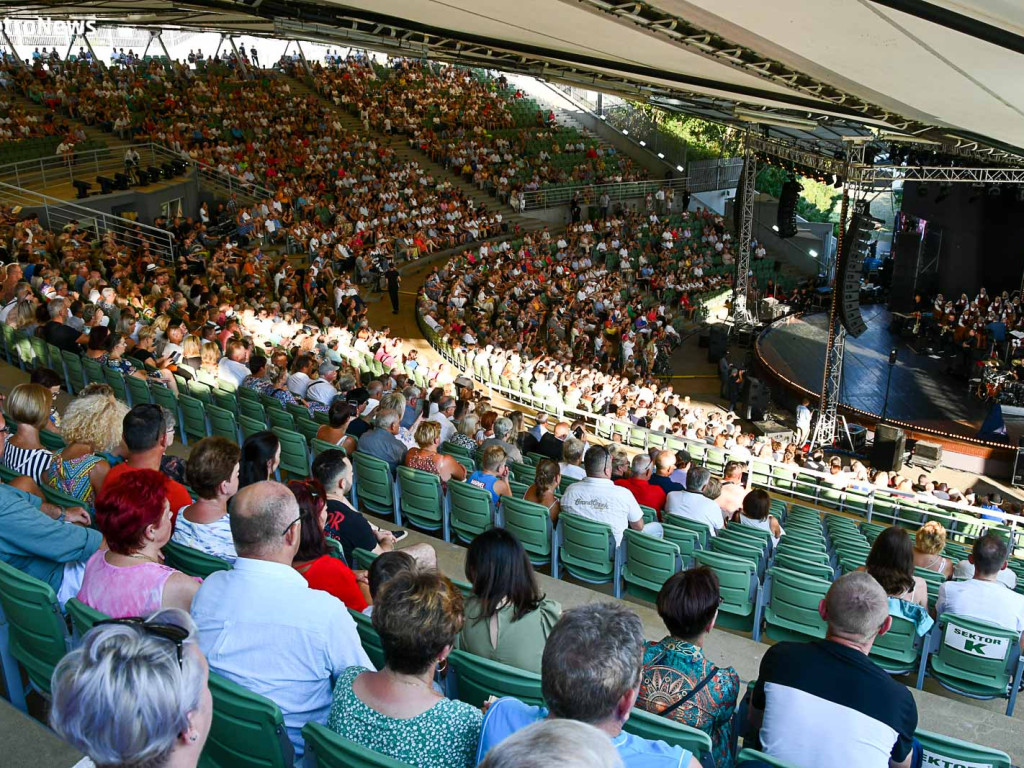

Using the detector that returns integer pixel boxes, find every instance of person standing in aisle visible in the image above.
[386,262,401,314]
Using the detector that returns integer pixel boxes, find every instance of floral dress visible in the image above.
[636,637,740,768]
[327,666,481,768]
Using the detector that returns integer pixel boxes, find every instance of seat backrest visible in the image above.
[65,597,108,639]
[178,393,209,440]
[311,437,340,458]
[663,516,710,547]
[501,496,553,562]
[448,480,494,542]
[693,549,757,612]
[206,403,239,442]
[162,541,233,579]
[559,513,614,577]
[126,373,153,405]
[0,560,68,694]
[302,722,413,767]
[448,648,544,708]
[765,566,831,640]
[914,728,1012,768]
[869,612,920,667]
[204,671,294,768]
[623,707,713,758]
[397,466,444,527]
[736,748,802,767]
[661,523,701,561]
[239,397,267,422]
[267,408,295,431]
[772,550,833,581]
[352,452,396,515]
[348,608,386,670]
[623,528,680,596]
[934,613,1020,683]
[272,427,310,479]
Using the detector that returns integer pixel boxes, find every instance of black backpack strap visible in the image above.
[660,666,719,717]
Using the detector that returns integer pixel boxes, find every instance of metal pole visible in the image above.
[296,41,314,78]
[733,131,755,325]
[156,32,172,63]
[83,34,105,70]
[65,33,77,62]
[1,28,25,68]
[228,37,249,79]
[142,31,155,59]
[214,34,225,60]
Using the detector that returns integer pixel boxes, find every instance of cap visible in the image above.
[318,360,338,375]
[346,387,370,406]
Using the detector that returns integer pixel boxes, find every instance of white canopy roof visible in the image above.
[7,0,1024,160]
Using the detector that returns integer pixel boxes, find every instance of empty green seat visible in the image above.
[914,728,1011,768]
[397,465,449,540]
[758,566,832,644]
[555,513,624,598]
[501,496,553,567]
[622,529,682,601]
[178,393,210,445]
[207,403,240,442]
[869,613,926,678]
[693,549,758,632]
[662,523,702,567]
[448,480,495,544]
[623,708,713,761]
[271,427,311,480]
[302,722,412,767]
[352,452,399,521]
[204,671,294,768]
[447,649,544,708]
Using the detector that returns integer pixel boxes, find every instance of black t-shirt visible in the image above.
[43,321,82,353]
[385,268,400,291]
[324,498,377,563]
[347,418,372,439]
[752,640,917,767]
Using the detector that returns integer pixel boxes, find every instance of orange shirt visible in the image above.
[102,462,193,524]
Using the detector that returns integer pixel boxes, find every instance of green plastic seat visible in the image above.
[622,529,682,601]
[869,613,925,677]
[448,649,544,708]
[448,480,495,544]
[302,722,412,767]
[188,380,214,404]
[162,541,232,579]
[555,513,623,598]
[623,707,713,760]
[914,728,1012,768]
[150,383,184,438]
[206,403,240,443]
[0,559,69,700]
[295,415,321,444]
[772,550,834,581]
[758,566,831,644]
[286,402,308,422]
[271,427,311,480]
[213,389,238,415]
[312,437,340,458]
[239,397,267,423]
[267,408,295,431]
[82,356,106,387]
[351,548,378,572]
[65,597,108,639]
[661,523,702,567]
[39,429,66,452]
[736,748,801,767]
[914,566,945,608]
[693,549,758,632]
[352,452,399,521]
[509,460,537,484]
[203,671,294,768]
[61,350,86,393]
[237,385,260,402]
[178,393,210,444]
[396,465,449,541]
[348,608,386,670]
[923,613,1024,715]
[440,441,471,459]
[126,373,153,406]
[662,515,711,547]
[501,496,553,567]
[712,536,767,581]
[239,414,268,440]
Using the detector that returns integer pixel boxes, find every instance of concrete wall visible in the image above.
[67,174,200,224]
[566,111,677,179]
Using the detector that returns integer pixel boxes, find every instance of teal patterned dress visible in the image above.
[326,666,482,767]
[636,637,740,768]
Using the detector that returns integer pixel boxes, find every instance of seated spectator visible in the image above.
[637,567,739,768]
[862,526,929,612]
[669,451,692,487]
[288,478,369,611]
[172,436,241,562]
[477,602,699,767]
[429,395,458,443]
[50,609,212,767]
[102,404,192,516]
[364,550,417,617]
[649,451,685,495]
[467,445,513,505]
[1,383,54,483]
[715,461,747,517]
[912,521,955,580]
[238,431,280,488]
[77,469,201,617]
[458,528,560,673]
[561,445,663,545]
[664,466,725,536]
[405,420,467,493]
[315,400,359,455]
[937,533,1024,637]
[0,480,97,604]
[479,719,624,768]
[44,391,128,507]
[451,413,480,451]
[306,360,340,407]
[192,481,372,759]
[749,572,918,767]
[326,569,482,767]
[525,457,561,523]
[481,417,523,463]
[29,366,63,432]
[105,332,179,395]
[559,438,587,481]
[734,489,784,549]
[217,339,252,387]
[538,421,569,462]
[356,408,408,475]
[614,454,667,513]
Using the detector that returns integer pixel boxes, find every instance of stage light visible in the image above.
[809,249,818,257]
[657,153,664,159]
[772,225,779,232]
[676,165,684,172]
[639,140,646,146]
[622,129,629,135]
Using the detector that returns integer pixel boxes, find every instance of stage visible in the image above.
[756,306,991,439]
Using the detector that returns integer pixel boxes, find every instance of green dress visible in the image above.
[456,597,561,674]
[327,666,482,768]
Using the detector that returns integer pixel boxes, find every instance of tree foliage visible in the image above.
[756,166,841,224]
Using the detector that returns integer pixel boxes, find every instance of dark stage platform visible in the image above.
[757,306,989,437]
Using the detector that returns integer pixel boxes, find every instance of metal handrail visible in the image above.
[521,177,689,210]
[0,180,176,266]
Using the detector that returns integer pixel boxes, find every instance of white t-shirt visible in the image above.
[560,477,642,546]
[217,357,251,387]
[664,491,725,536]
[935,578,1024,633]
[953,560,1017,590]
[559,463,586,481]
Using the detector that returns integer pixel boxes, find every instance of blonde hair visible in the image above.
[200,341,221,369]
[7,383,51,429]
[151,315,171,335]
[11,299,36,329]
[915,521,947,556]
[61,393,130,452]
[181,334,202,359]
[457,413,479,439]
[414,419,441,448]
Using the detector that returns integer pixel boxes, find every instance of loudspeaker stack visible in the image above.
[872,424,906,472]
[776,179,801,239]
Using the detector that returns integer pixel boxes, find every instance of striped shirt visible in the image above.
[1,442,53,484]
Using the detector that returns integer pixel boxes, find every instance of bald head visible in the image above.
[554,422,571,439]
[228,481,300,561]
[654,450,675,476]
[822,571,890,645]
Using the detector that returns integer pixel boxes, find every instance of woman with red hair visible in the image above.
[289,479,369,611]
[76,469,201,618]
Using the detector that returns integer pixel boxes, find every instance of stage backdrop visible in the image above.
[901,182,1024,300]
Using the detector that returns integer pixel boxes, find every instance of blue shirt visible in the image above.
[476,697,691,767]
[468,471,500,504]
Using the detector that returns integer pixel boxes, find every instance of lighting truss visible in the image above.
[746,135,848,178]
[856,165,1024,184]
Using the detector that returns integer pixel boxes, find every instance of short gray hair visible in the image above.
[403,385,421,401]
[631,454,652,476]
[825,571,890,641]
[47,297,66,319]
[562,437,585,465]
[493,417,513,439]
[686,465,711,493]
[337,374,357,392]
[583,445,611,478]
[479,719,622,768]
[50,608,205,767]
[374,408,401,431]
[439,395,456,412]
[541,603,644,723]
[379,392,406,414]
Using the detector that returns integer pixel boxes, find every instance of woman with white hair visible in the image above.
[479,719,622,768]
[50,608,213,768]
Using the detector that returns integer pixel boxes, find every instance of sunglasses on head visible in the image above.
[94,617,190,668]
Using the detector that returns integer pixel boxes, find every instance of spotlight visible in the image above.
[72,180,92,199]
[988,185,1001,197]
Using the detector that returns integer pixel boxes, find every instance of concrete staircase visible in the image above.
[278,72,548,234]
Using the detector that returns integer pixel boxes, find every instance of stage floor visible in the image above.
[757,306,989,437]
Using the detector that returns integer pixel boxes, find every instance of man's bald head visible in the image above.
[554,422,571,439]
[822,572,890,644]
[229,481,299,560]
[655,450,675,475]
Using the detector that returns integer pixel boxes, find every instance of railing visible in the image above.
[522,177,690,210]
[0,181,176,267]
[193,162,273,205]
[415,306,1024,551]
[687,158,745,193]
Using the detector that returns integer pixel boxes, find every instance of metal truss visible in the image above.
[746,134,848,177]
[856,165,1024,184]
[733,136,756,324]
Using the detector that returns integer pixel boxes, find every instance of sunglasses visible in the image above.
[94,617,189,668]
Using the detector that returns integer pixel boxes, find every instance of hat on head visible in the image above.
[346,387,370,406]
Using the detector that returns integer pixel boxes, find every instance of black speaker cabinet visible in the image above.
[872,424,906,472]
[708,324,728,363]
[744,376,770,421]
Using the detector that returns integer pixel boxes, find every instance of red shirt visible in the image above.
[298,555,368,612]
[614,477,667,514]
[102,462,193,526]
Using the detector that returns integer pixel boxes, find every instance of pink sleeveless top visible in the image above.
[76,550,200,619]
